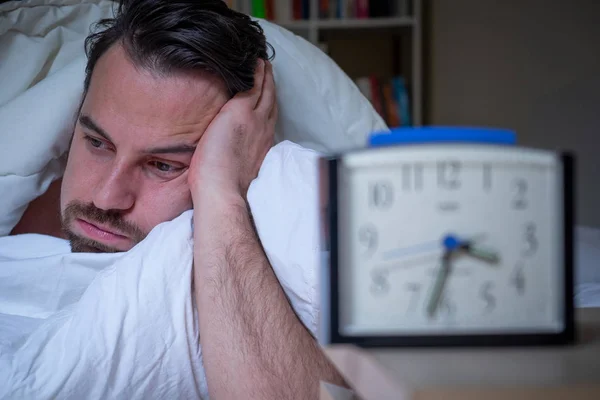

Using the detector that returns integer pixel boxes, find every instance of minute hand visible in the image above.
[426,251,452,318]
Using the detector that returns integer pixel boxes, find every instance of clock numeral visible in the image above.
[358,223,378,257]
[402,163,424,191]
[511,263,526,295]
[370,269,389,296]
[437,161,461,190]
[512,178,528,209]
[523,222,538,256]
[479,281,496,313]
[369,181,394,210]
[483,163,492,191]
[405,282,422,313]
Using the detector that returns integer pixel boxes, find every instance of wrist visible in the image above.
[192,184,247,212]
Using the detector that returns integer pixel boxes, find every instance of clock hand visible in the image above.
[460,243,501,264]
[382,239,440,261]
[426,233,478,318]
[384,233,497,267]
[444,234,500,264]
[426,251,452,318]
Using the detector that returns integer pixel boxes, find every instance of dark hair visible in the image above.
[84,0,274,97]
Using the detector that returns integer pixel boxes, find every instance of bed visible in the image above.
[0,0,389,397]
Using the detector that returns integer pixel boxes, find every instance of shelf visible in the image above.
[317,16,414,29]
[277,20,311,30]
[277,16,414,31]
[257,0,423,126]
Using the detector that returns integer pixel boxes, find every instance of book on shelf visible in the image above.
[228,0,411,21]
[356,75,411,128]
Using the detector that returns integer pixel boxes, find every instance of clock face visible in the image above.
[336,145,566,337]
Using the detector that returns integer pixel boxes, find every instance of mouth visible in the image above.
[75,218,131,247]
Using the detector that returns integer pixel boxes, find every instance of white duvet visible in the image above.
[0,1,389,398]
[0,141,323,399]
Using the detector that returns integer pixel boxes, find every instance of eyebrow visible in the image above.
[79,114,113,143]
[79,114,197,155]
[145,144,197,155]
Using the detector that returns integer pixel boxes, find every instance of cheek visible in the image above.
[60,141,102,211]
[61,147,85,211]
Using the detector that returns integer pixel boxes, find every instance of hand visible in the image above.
[189,59,277,202]
[426,233,499,318]
[460,243,500,264]
[444,234,500,264]
[427,251,452,318]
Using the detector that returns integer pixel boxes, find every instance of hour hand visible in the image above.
[444,234,500,264]
[460,243,500,264]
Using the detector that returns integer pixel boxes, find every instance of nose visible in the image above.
[93,164,136,212]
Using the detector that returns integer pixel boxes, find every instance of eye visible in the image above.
[153,161,173,172]
[83,135,106,149]
[149,160,183,175]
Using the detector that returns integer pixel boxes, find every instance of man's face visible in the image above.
[61,44,229,253]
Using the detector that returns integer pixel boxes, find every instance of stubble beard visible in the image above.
[61,201,146,253]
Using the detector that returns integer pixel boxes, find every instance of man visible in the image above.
[9,0,345,397]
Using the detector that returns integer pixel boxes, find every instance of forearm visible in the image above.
[193,194,344,399]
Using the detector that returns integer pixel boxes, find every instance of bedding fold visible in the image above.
[0,141,322,399]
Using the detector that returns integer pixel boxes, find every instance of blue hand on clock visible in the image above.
[382,240,440,261]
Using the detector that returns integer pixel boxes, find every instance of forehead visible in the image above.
[82,44,229,144]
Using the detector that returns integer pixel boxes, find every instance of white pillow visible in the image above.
[0,141,322,399]
[262,21,388,152]
[0,0,386,236]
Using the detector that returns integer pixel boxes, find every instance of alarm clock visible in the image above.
[317,127,575,347]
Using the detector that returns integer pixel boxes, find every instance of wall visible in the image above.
[428,0,600,226]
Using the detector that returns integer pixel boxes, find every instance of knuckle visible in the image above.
[239,108,254,120]
[234,124,246,136]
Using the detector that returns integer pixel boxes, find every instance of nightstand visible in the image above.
[321,307,600,400]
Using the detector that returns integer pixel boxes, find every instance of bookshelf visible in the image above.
[229,0,423,127]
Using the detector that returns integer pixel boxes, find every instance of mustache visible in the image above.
[62,201,146,243]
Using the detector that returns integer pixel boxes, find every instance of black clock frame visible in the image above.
[323,152,575,347]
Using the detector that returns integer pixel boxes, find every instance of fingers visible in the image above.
[268,101,278,122]
[256,61,276,116]
[255,59,269,110]
[231,59,275,118]
[235,59,265,108]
